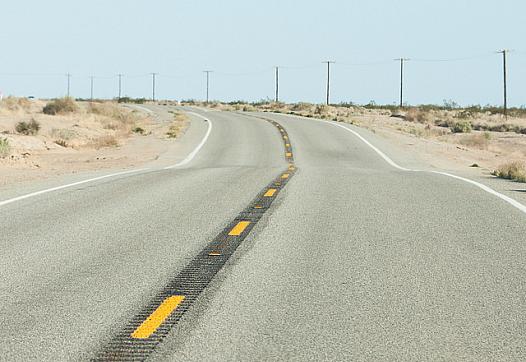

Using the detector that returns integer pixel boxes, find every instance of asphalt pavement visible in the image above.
[1,107,525,361]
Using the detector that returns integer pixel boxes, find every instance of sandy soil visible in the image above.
[0,98,188,187]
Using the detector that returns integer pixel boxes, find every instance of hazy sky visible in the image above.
[0,0,525,106]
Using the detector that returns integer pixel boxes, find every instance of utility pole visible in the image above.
[117,74,123,100]
[90,76,94,102]
[275,66,279,103]
[497,50,509,119]
[323,61,335,105]
[151,73,158,102]
[203,70,212,103]
[394,58,410,108]
[66,73,71,98]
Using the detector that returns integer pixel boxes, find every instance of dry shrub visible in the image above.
[89,102,140,133]
[291,103,314,112]
[0,97,32,112]
[0,138,10,158]
[492,161,526,183]
[15,119,41,135]
[405,108,433,124]
[90,135,118,149]
[459,132,491,149]
[43,97,79,115]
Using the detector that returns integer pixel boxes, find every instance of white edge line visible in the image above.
[0,168,148,208]
[279,113,526,215]
[164,112,212,169]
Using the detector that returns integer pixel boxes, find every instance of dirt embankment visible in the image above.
[0,98,188,187]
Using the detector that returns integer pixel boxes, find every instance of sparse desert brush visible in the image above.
[0,138,10,158]
[50,128,76,141]
[15,119,40,135]
[449,120,472,133]
[43,97,79,115]
[54,139,68,148]
[404,108,433,124]
[492,161,526,183]
[132,127,145,135]
[291,103,314,112]
[459,132,491,149]
[90,135,119,149]
[0,96,32,112]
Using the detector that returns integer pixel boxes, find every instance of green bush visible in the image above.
[15,119,40,135]
[0,138,10,158]
[43,97,78,115]
[450,121,472,133]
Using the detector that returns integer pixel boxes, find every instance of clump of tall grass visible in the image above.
[15,119,40,135]
[43,97,79,115]
[0,138,10,158]
[492,161,526,183]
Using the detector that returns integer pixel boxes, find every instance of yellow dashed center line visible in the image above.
[228,221,251,236]
[209,251,221,256]
[285,143,290,147]
[254,205,263,209]
[283,136,288,140]
[281,173,290,179]
[264,189,277,197]
[131,296,185,339]
[286,152,292,157]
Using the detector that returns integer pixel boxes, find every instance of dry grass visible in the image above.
[89,135,119,149]
[166,112,188,138]
[89,102,141,134]
[0,138,10,158]
[492,161,526,183]
[459,132,491,149]
[43,97,79,115]
[0,97,32,113]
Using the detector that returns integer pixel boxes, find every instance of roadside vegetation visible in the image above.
[0,138,10,158]
[166,111,188,138]
[492,161,526,183]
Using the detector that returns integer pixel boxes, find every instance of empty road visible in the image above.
[1,107,525,361]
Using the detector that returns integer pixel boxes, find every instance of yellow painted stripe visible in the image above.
[285,143,290,147]
[131,296,185,339]
[286,152,292,157]
[209,251,221,256]
[228,221,251,236]
[264,189,277,197]
[281,173,289,179]
[289,166,295,171]
[283,136,288,140]
[254,205,263,209]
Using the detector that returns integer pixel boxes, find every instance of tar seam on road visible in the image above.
[94,115,296,361]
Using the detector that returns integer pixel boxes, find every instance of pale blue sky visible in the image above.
[0,0,525,106]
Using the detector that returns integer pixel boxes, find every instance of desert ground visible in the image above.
[0,97,187,187]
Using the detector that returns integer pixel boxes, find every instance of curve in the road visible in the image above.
[94,117,296,361]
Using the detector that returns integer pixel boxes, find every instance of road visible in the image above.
[1,107,525,361]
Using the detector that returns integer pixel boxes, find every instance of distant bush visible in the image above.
[450,121,472,133]
[54,139,68,148]
[43,97,78,115]
[15,119,40,135]
[0,138,10,158]
[492,161,526,183]
[117,97,147,104]
[132,127,145,134]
